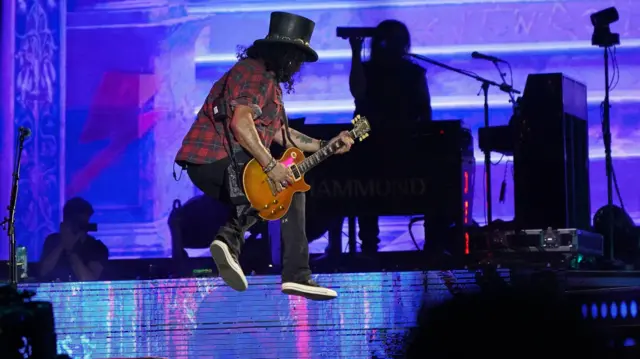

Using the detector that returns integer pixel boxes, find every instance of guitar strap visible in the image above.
[280,105,299,149]
[214,72,251,209]
[217,71,295,219]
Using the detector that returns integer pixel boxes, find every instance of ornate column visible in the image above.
[10,0,66,261]
[65,0,208,257]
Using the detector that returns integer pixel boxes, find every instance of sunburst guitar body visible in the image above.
[243,147,309,221]
[242,115,371,221]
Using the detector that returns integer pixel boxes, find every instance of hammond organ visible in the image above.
[298,120,476,258]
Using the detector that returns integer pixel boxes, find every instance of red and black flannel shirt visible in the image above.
[175,58,283,166]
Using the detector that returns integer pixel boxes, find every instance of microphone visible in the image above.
[336,27,376,39]
[471,51,505,63]
[18,126,31,137]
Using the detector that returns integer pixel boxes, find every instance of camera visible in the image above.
[81,222,98,232]
[336,27,376,39]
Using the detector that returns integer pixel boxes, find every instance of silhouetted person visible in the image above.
[39,197,108,281]
[343,20,432,253]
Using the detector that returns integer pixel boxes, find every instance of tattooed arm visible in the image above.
[273,127,323,153]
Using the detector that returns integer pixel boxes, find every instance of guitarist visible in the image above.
[175,12,353,301]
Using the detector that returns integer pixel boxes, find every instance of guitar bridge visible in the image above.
[290,164,301,180]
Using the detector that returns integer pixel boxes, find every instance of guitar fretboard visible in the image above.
[297,138,347,174]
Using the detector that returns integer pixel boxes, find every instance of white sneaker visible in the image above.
[210,240,248,292]
[282,279,337,301]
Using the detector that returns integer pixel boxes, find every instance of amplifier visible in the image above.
[471,228,604,258]
[518,228,604,257]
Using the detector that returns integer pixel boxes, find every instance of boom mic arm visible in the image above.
[471,51,506,63]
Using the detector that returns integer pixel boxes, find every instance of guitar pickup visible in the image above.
[290,164,301,180]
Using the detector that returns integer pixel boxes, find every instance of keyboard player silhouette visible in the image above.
[341,19,433,254]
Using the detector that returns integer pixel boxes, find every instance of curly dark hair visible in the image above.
[371,20,411,62]
[237,42,306,93]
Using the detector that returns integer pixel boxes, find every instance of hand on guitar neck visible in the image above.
[328,131,355,154]
[265,131,353,193]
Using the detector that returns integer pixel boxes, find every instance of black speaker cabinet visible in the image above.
[514,73,591,230]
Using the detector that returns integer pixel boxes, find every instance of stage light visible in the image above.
[590,7,620,47]
[611,302,619,319]
[188,0,435,13]
[195,39,640,64]
[192,92,640,116]
[591,7,619,27]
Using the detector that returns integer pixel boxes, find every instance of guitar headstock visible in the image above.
[350,115,371,142]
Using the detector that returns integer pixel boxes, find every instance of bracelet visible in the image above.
[319,140,329,148]
[263,158,277,173]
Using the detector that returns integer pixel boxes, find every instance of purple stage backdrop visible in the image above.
[1,0,639,260]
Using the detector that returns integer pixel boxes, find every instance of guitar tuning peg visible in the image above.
[351,119,355,124]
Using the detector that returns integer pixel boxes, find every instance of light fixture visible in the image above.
[590,7,620,47]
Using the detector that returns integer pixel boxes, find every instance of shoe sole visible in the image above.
[281,282,337,301]
[210,241,248,292]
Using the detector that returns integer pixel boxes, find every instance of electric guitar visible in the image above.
[242,115,371,221]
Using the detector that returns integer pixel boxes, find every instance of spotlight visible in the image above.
[590,7,620,47]
[590,7,619,27]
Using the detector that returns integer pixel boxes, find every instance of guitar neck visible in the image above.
[297,133,353,174]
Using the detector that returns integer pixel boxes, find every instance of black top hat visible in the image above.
[254,12,319,62]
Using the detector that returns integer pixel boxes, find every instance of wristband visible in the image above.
[263,158,277,173]
[319,140,329,148]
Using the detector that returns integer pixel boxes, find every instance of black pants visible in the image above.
[186,162,311,282]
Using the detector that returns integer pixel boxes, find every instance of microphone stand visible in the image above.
[1,129,28,287]
[602,46,615,260]
[409,53,520,226]
[493,62,517,107]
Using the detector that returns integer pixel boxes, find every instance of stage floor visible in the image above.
[22,271,469,359]
[18,270,640,358]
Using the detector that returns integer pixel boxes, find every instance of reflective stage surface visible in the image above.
[19,270,640,358]
[22,272,435,358]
